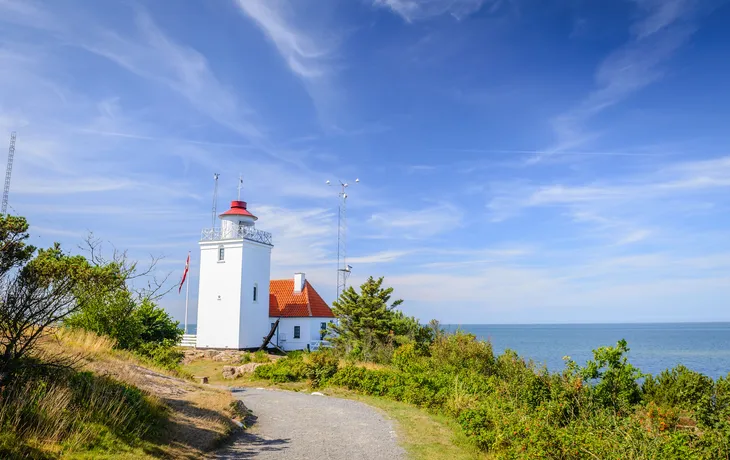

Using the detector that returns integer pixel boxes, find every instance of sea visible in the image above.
[443,323,730,379]
[185,322,730,379]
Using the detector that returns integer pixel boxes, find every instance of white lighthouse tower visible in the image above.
[196,200,273,349]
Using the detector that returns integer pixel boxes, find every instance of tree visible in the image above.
[65,234,181,352]
[0,217,112,385]
[134,298,182,344]
[328,276,433,359]
[80,234,173,301]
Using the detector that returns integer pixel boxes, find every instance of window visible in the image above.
[320,322,327,340]
[218,246,225,261]
[293,326,301,339]
[253,283,258,302]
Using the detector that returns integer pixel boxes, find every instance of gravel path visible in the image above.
[214,387,405,460]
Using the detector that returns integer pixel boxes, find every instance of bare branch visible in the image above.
[78,232,174,302]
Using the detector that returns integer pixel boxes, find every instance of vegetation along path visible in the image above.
[214,387,405,459]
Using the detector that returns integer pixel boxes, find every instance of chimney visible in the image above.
[294,273,305,293]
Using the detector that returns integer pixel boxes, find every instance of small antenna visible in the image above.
[327,178,360,300]
[211,173,220,228]
[237,174,243,201]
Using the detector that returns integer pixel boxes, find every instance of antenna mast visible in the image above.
[1,132,17,215]
[237,174,243,201]
[327,178,359,300]
[211,173,220,228]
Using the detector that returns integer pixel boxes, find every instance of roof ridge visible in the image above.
[304,281,313,317]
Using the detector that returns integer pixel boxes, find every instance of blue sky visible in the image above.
[1,0,729,324]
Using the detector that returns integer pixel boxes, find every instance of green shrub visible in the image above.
[253,353,308,383]
[458,404,497,451]
[251,332,730,458]
[252,350,270,363]
[136,339,184,370]
[305,350,339,387]
[430,332,496,376]
[643,365,715,424]
[566,339,643,412]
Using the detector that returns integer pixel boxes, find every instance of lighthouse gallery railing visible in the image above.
[200,227,273,245]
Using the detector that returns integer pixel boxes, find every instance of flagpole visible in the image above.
[184,253,190,334]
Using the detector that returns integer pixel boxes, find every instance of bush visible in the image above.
[566,339,643,412]
[136,339,184,370]
[643,365,714,415]
[240,351,270,364]
[252,350,270,363]
[305,350,339,387]
[250,331,730,458]
[430,332,496,376]
[253,353,308,383]
[134,299,183,345]
[457,404,498,451]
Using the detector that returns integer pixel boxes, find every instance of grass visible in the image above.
[180,356,487,460]
[181,359,234,386]
[327,389,489,460]
[0,329,242,459]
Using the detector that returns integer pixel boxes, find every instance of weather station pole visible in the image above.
[327,178,359,301]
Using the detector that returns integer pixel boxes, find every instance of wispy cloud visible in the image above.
[81,11,262,140]
[234,0,336,80]
[347,250,415,264]
[373,0,497,22]
[540,0,700,161]
[491,154,730,217]
[369,202,463,238]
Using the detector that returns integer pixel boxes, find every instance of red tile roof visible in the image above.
[269,279,335,318]
[219,200,257,220]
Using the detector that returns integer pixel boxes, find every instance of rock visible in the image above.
[222,366,238,379]
[230,399,250,418]
[222,363,266,379]
[195,376,209,384]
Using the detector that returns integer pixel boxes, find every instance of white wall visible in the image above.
[272,317,334,351]
[196,241,243,348]
[238,240,271,348]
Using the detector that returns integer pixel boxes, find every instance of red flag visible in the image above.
[179,252,190,294]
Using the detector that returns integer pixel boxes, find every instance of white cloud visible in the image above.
[615,229,652,246]
[368,202,463,238]
[373,0,494,22]
[491,155,730,218]
[234,0,335,80]
[631,0,693,39]
[541,0,698,160]
[80,12,262,140]
[347,250,414,264]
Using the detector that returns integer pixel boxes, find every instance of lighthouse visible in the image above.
[195,200,273,349]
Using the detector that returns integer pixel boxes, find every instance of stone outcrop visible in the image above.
[222,363,266,379]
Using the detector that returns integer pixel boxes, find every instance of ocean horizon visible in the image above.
[184,322,730,379]
[442,322,730,379]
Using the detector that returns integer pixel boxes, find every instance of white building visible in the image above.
[194,199,334,350]
[269,272,335,352]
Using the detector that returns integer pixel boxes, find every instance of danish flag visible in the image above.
[179,252,190,294]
